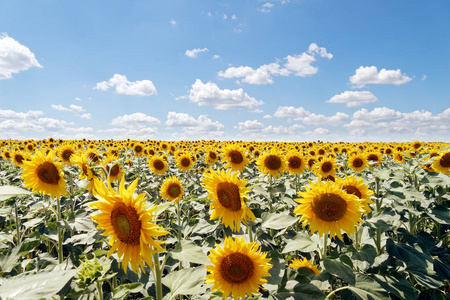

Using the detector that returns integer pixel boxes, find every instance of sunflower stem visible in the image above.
[96,280,104,300]
[322,233,328,258]
[248,224,254,243]
[56,196,64,264]
[14,199,21,245]
[152,252,163,300]
[176,201,182,241]
[375,227,382,255]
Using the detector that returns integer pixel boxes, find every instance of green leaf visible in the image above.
[113,282,144,299]
[193,218,219,235]
[153,201,173,215]
[323,258,355,286]
[0,244,22,273]
[273,281,326,300]
[0,185,32,201]
[373,274,418,300]
[0,269,78,299]
[427,206,450,225]
[282,232,319,253]
[169,240,210,265]
[261,212,298,230]
[342,273,390,300]
[162,266,208,300]
[418,289,445,300]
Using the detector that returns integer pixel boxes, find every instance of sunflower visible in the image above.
[365,151,382,167]
[431,150,450,174]
[148,156,168,175]
[2,149,11,161]
[335,176,374,213]
[313,157,336,178]
[104,153,124,182]
[89,177,169,274]
[58,143,76,164]
[222,144,249,173]
[393,151,405,164]
[205,236,272,300]
[11,150,28,166]
[133,143,145,157]
[70,152,96,192]
[176,153,194,172]
[202,168,255,232]
[21,150,67,198]
[289,257,321,275]
[160,175,183,202]
[347,153,368,173]
[293,180,365,240]
[256,150,286,178]
[205,148,220,165]
[285,151,306,175]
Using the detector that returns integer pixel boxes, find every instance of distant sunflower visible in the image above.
[222,144,249,173]
[12,150,28,166]
[393,151,405,164]
[202,168,255,232]
[347,153,368,173]
[70,152,96,192]
[21,151,67,198]
[289,257,321,275]
[176,153,194,172]
[104,154,123,182]
[256,150,286,177]
[89,177,168,274]
[366,151,382,167]
[335,176,374,213]
[313,157,336,178]
[206,236,272,300]
[160,175,183,202]
[133,143,145,157]
[431,150,450,174]
[58,144,76,164]
[148,156,168,175]
[294,180,365,240]
[285,151,306,175]
[2,149,11,161]
[205,148,220,165]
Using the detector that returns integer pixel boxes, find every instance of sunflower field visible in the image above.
[0,139,449,300]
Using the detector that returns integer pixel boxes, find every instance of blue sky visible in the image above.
[1,0,449,142]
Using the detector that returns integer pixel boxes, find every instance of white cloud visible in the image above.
[0,34,42,80]
[0,109,43,120]
[273,106,310,118]
[69,104,84,113]
[94,74,157,96]
[218,44,332,84]
[74,97,81,101]
[304,127,329,136]
[185,48,209,58]
[166,112,224,136]
[111,112,161,129]
[51,104,70,112]
[213,54,220,59]
[260,2,274,13]
[51,104,88,117]
[170,19,177,26]
[234,120,264,133]
[80,113,92,119]
[223,14,228,20]
[349,66,412,88]
[263,114,273,119]
[299,112,349,125]
[421,74,427,80]
[327,91,378,107]
[98,127,159,140]
[187,79,264,110]
[352,107,402,122]
[231,15,237,20]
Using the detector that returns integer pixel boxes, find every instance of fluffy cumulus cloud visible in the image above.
[185,48,209,58]
[234,120,304,140]
[218,43,332,84]
[0,34,42,80]
[273,106,310,118]
[187,79,264,110]
[349,66,412,88]
[166,111,224,136]
[327,91,378,107]
[299,112,349,125]
[259,2,274,13]
[111,112,161,129]
[95,74,157,96]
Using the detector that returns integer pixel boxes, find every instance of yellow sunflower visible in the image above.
[205,148,220,165]
[89,177,168,274]
[58,143,76,164]
[202,168,255,232]
[431,150,450,174]
[289,257,321,275]
[222,144,249,173]
[70,152,96,192]
[285,151,306,175]
[294,180,365,240]
[104,153,124,182]
[335,176,374,213]
[256,150,286,178]
[176,153,194,172]
[160,175,183,202]
[393,151,405,164]
[206,236,272,300]
[148,156,168,175]
[11,150,28,166]
[313,157,336,178]
[21,150,67,198]
[366,151,382,167]
[347,153,368,173]
[133,143,145,157]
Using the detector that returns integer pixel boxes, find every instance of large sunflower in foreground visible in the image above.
[21,150,67,198]
[89,177,168,274]
[289,257,321,275]
[335,176,374,213]
[431,150,450,174]
[206,236,272,300]
[294,180,365,240]
[256,149,286,178]
[202,168,255,232]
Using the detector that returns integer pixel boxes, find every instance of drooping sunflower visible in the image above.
[205,236,272,300]
[256,149,286,178]
[176,153,194,172]
[148,156,168,175]
[104,153,124,182]
[289,257,321,275]
[313,157,336,178]
[160,175,183,202]
[285,151,306,175]
[89,177,169,274]
[70,152,96,192]
[293,180,365,240]
[222,144,249,173]
[335,176,374,213]
[21,150,67,198]
[431,150,450,174]
[202,168,255,232]
[347,153,368,173]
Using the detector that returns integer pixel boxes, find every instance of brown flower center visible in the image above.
[342,185,362,199]
[367,154,379,162]
[229,150,243,164]
[440,153,450,168]
[288,156,302,169]
[217,182,241,211]
[168,183,181,198]
[312,193,347,222]
[110,202,141,245]
[264,154,282,170]
[152,159,165,170]
[14,154,24,164]
[352,158,363,168]
[88,152,99,163]
[36,162,60,185]
[134,146,143,153]
[385,148,392,155]
[209,151,217,160]
[220,253,254,284]
[109,164,120,177]
[62,149,74,161]
[181,157,191,167]
[321,161,333,173]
